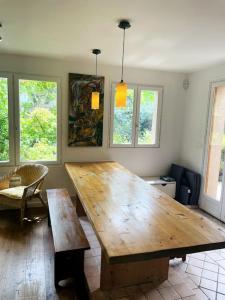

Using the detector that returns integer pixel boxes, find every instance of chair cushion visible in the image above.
[0,186,40,199]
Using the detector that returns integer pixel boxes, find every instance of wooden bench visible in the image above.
[47,188,90,289]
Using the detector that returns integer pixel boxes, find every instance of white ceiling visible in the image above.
[1,0,225,72]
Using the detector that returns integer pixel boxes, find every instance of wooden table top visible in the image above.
[65,161,225,264]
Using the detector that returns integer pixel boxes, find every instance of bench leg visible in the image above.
[54,251,86,289]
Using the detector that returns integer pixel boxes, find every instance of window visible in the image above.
[0,73,13,164]
[18,78,58,162]
[110,84,163,147]
[0,73,60,165]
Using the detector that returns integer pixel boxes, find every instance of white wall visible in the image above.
[0,54,186,195]
[180,63,225,174]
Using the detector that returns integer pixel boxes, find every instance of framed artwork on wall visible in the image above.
[68,73,104,147]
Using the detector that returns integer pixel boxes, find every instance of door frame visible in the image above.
[200,80,225,221]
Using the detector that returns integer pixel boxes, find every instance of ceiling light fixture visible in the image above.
[91,49,101,110]
[115,20,131,108]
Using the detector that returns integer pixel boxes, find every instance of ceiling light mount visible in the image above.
[92,49,101,55]
[118,20,131,30]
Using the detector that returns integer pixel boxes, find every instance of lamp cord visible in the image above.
[121,28,126,82]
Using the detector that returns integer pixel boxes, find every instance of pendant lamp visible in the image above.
[116,20,131,108]
[91,49,101,109]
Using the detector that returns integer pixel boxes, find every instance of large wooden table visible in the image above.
[65,161,225,290]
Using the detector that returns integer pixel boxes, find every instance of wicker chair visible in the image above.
[0,164,48,225]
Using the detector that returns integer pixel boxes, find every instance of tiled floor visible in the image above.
[79,215,225,300]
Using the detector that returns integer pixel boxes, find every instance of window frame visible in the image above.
[110,82,163,148]
[14,73,62,165]
[0,72,15,166]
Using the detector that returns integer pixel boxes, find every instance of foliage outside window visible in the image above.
[0,77,9,162]
[0,74,59,164]
[110,84,162,147]
[19,79,57,162]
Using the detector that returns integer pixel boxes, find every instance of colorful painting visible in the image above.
[68,73,104,146]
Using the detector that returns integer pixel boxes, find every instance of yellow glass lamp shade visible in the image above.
[91,91,100,110]
[115,81,127,107]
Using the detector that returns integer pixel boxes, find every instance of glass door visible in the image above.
[202,82,225,221]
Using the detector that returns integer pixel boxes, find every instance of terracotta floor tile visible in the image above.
[173,282,195,298]
[183,288,209,300]
[168,274,187,285]
[144,290,164,300]
[157,286,180,300]
[188,274,201,286]
[184,278,199,290]
[160,280,172,288]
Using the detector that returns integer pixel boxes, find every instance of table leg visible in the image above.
[100,251,169,290]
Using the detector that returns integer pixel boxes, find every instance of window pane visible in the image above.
[113,89,134,145]
[19,79,57,161]
[138,90,158,145]
[0,77,9,162]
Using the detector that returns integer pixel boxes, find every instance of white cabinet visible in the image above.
[142,176,176,198]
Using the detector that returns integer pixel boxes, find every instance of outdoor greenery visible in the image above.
[0,78,57,162]
[0,78,9,161]
[113,89,134,144]
[138,90,156,144]
[113,89,156,145]
[19,79,57,161]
